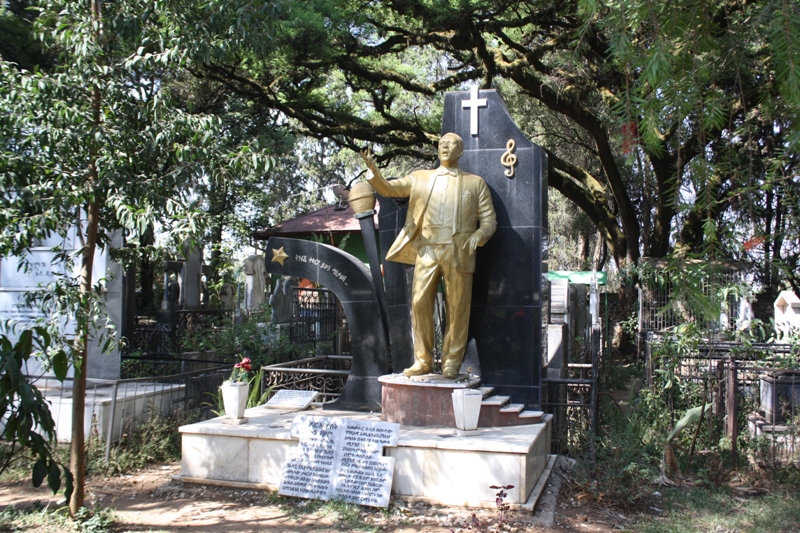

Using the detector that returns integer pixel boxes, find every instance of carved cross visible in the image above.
[461,85,487,136]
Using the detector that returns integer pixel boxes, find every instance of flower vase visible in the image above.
[452,388,482,433]
[221,381,249,423]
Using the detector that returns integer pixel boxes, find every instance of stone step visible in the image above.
[518,410,544,422]
[499,403,525,414]
[481,395,510,407]
[478,386,495,399]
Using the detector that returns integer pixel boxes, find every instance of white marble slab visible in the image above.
[264,390,318,409]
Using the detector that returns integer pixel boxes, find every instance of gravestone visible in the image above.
[379,88,547,407]
[161,261,182,311]
[271,276,297,324]
[180,242,203,308]
[244,254,267,309]
[774,291,800,337]
[219,283,236,309]
[262,237,390,411]
[279,415,399,507]
[0,229,124,379]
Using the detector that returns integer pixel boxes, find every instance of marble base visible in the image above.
[180,407,553,510]
[379,373,481,427]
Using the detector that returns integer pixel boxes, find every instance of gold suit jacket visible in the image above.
[368,168,497,273]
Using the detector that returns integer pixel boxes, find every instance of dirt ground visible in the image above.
[0,461,642,532]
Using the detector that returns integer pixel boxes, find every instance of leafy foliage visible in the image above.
[0,0,276,512]
[0,327,72,501]
[151,0,800,288]
[85,409,198,477]
[181,304,298,368]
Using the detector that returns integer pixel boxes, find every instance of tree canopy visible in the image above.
[162,0,800,291]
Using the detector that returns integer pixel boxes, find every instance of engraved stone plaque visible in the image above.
[264,390,318,409]
[278,415,399,507]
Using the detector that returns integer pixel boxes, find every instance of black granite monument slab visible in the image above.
[444,88,548,407]
[376,195,415,374]
[263,236,390,411]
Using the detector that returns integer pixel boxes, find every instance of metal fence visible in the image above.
[263,355,352,404]
[290,288,351,354]
[128,309,234,356]
[29,363,230,461]
[120,354,222,378]
[542,325,601,454]
[645,338,799,466]
[638,261,747,335]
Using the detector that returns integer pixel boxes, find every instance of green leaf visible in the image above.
[14,329,33,362]
[47,461,61,494]
[32,460,47,488]
[52,350,69,381]
[64,468,74,504]
[666,404,711,443]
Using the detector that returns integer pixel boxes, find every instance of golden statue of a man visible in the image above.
[361,133,497,379]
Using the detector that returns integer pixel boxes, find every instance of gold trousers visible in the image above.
[411,243,473,370]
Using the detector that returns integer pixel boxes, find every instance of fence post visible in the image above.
[105,380,120,464]
[726,356,738,467]
[590,325,600,441]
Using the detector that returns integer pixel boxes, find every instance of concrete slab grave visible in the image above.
[181,89,552,511]
[180,408,553,509]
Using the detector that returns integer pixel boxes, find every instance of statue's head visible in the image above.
[438,132,464,166]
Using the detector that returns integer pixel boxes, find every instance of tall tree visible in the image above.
[170,0,799,278]
[0,0,272,512]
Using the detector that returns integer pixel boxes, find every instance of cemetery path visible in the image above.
[0,463,623,532]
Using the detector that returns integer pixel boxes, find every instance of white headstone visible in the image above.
[774,291,800,338]
[244,255,266,309]
[0,228,124,379]
[550,279,569,324]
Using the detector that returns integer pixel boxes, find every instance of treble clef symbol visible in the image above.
[500,139,517,178]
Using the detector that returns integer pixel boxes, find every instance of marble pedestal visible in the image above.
[379,374,546,428]
[179,407,554,510]
[379,374,481,427]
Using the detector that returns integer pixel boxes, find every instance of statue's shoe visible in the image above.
[441,364,460,379]
[403,362,432,377]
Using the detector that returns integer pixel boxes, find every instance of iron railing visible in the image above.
[290,288,351,354]
[542,325,601,454]
[644,339,799,466]
[263,355,352,404]
[28,363,229,461]
[127,309,234,356]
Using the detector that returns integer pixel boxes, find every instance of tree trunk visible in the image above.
[71,1,102,510]
[70,198,100,515]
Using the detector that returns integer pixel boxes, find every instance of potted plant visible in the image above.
[221,356,252,420]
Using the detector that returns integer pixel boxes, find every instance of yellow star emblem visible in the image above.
[271,246,289,266]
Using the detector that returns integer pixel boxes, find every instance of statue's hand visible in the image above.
[360,147,380,179]
[464,233,482,253]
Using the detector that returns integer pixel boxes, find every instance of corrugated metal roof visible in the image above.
[252,203,378,240]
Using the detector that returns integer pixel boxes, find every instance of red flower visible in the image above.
[622,122,638,155]
[743,236,764,251]
[230,357,253,382]
[235,357,253,372]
